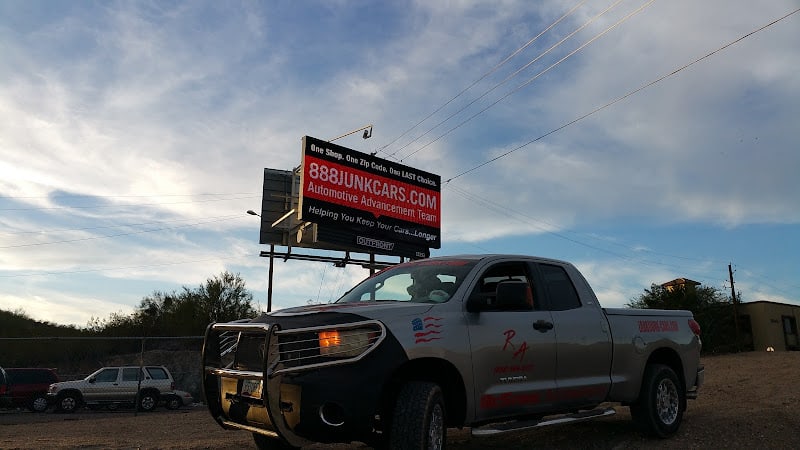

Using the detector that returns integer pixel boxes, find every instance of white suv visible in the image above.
[47,365,175,412]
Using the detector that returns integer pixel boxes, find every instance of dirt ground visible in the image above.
[1,351,798,449]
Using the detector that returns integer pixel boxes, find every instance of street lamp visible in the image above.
[246,209,273,313]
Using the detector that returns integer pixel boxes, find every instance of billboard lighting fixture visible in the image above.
[246,210,260,217]
[328,124,373,143]
[333,252,351,268]
[271,208,297,228]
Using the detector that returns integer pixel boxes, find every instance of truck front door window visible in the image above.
[338,260,477,304]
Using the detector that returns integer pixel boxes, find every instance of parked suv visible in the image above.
[47,365,175,413]
[5,368,59,412]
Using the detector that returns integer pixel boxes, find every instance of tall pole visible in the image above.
[729,263,740,351]
[248,210,274,313]
[268,244,274,312]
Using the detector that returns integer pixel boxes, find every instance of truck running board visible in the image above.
[471,407,616,436]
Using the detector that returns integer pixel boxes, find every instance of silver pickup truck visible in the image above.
[202,254,704,449]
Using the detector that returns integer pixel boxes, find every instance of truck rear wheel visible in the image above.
[389,381,446,450]
[630,364,684,437]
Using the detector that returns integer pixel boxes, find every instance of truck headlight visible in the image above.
[318,328,376,358]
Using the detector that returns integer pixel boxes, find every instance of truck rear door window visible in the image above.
[540,264,581,311]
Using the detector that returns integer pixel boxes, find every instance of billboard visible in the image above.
[258,168,431,259]
[298,135,441,250]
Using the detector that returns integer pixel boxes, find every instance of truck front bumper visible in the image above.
[202,318,400,447]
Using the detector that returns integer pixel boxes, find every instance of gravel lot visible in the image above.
[1,351,798,449]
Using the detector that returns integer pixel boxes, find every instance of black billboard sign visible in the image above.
[299,135,441,249]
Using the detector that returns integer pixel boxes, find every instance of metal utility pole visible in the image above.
[729,263,741,351]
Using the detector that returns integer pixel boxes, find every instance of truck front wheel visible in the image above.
[630,364,684,438]
[389,381,446,450]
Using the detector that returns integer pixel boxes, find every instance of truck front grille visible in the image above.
[203,320,387,380]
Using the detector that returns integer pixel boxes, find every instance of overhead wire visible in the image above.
[403,0,658,163]
[0,256,244,278]
[389,0,625,160]
[447,184,728,271]
[437,6,800,298]
[0,214,244,236]
[377,0,591,157]
[0,194,261,211]
[0,216,245,249]
[443,6,800,182]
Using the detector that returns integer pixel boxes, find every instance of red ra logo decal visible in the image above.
[502,329,529,361]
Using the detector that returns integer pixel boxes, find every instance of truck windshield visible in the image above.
[336,259,477,304]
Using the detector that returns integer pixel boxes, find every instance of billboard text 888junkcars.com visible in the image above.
[299,136,441,252]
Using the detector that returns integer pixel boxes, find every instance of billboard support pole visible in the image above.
[267,244,275,312]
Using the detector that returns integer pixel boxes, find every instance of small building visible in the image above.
[738,301,800,352]
[661,278,701,293]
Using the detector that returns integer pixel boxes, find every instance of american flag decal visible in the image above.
[414,316,443,343]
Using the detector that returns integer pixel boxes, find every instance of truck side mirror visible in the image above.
[495,281,531,310]
[466,293,490,312]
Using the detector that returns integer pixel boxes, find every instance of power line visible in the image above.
[0,192,256,200]
[443,6,800,182]
[377,0,590,156]
[0,214,244,236]
[0,216,243,249]
[447,184,738,280]
[403,0,657,163]
[389,0,625,160]
[0,195,261,211]
[0,256,243,278]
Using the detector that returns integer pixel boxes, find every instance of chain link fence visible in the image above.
[0,336,205,404]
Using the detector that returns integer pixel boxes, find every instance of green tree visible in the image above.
[132,271,260,336]
[193,271,258,324]
[627,283,728,310]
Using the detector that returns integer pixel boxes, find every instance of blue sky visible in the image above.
[1,0,798,327]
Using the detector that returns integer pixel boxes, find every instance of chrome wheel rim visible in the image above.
[141,396,155,410]
[61,397,76,411]
[656,378,679,425]
[428,403,444,450]
[32,397,48,412]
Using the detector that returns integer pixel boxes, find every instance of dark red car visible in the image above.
[6,368,59,412]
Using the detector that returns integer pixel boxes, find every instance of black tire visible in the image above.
[630,364,685,438]
[138,391,158,412]
[389,382,446,450]
[252,433,297,450]
[165,395,181,410]
[56,392,80,413]
[29,394,49,412]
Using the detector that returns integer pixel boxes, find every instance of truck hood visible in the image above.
[270,301,434,321]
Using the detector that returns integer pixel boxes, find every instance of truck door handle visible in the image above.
[533,320,554,332]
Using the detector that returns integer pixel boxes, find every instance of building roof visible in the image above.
[661,278,701,288]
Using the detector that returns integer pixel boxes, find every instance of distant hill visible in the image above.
[0,309,86,338]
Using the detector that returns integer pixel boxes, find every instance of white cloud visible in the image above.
[1,0,797,326]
